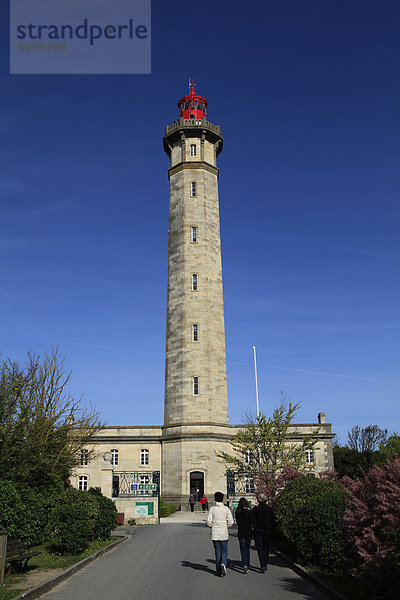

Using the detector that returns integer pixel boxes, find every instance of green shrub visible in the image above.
[275,475,347,570]
[159,497,176,517]
[16,485,56,547]
[0,479,66,547]
[0,480,23,539]
[88,487,117,539]
[53,487,98,554]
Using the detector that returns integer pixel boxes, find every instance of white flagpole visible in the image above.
[252,346,260,417]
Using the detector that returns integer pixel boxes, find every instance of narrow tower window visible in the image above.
[191,181,197,197]
[190,144,197,157]
[192,323,198,342]
[191,273,198,291]
[191,226,197,243]
[192,376,199,395]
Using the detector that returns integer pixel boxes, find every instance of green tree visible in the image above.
[333,446,381,479]
[217,399,319,481]
[0,348,102,486]
[379,433,400,461]
[347,424,388,452]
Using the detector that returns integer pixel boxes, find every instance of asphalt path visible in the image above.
[41,516,329,600]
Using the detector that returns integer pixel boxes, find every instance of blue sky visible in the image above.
[1,0,399,443]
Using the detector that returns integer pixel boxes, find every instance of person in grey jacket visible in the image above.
[207,491,234,576]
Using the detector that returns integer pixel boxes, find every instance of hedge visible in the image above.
[275,475,347,570]
[88,487,117,539]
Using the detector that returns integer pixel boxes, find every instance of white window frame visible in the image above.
[244,476,254,494]
[190,181,197,197]
[305,449,315,464]
[244,449,253,464]
[78,475,88,491]
[192,376,199,395]
[192,323,198,342]
[80,448,88,466]
[190,144,197,157]
[111,449,119,466]
[140,474,149,495]
[191,273,198,291]
[191,226,197,243]
[140,449,149,466]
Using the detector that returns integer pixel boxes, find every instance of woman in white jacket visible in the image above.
[207,491,234,576]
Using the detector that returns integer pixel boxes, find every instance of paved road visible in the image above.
[42,513,328,600]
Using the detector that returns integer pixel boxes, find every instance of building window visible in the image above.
[191,181,196,197]
[140,449,149,466]
[191,273,198,291]
[140,474,149,495]
[305,449,315,464]
[190,144,197,157]
[78,475,88,491]
[193,376,199,395]
[244,449,253,464]
[111,449,119,466]
[244,476,254,494]
[191,226,197,243]
[192,323,198,342]
[80,449,88,466]
[112,475,119,497]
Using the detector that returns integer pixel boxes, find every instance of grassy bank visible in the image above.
[0,538,115,600]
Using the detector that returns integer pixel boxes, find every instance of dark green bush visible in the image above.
[16,484,59,547]
[275,475,347,570]
[53,487,98,554]
[88,487,117,539]
[0,480,23,539]
[0,480,60,546]
[159,497,176,517]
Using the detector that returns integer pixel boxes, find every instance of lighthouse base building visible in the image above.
[71,87,334,522]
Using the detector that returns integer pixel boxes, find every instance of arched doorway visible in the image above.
[190,471,204,502]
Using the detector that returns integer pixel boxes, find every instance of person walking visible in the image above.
[189,492,196,512]
[235,497,255,573]
[252,491,276,573]
[200,495,208,512]
[207,491,234,577]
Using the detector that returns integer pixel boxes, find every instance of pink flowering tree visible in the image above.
[343,458,400,598]
[256,464,302,505]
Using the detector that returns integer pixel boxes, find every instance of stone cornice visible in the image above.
[161,432,233,443]
[168,161,219,179]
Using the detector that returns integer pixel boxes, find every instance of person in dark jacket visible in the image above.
[235,497,255,573]
[252,492,276,573]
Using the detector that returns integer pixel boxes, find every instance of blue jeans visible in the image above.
[238,537,251,568]
[212,539,228,575]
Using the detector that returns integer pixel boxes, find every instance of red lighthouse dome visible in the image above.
[178,80,208,119]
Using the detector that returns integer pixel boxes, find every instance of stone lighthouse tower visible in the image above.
[161,84,232,507]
